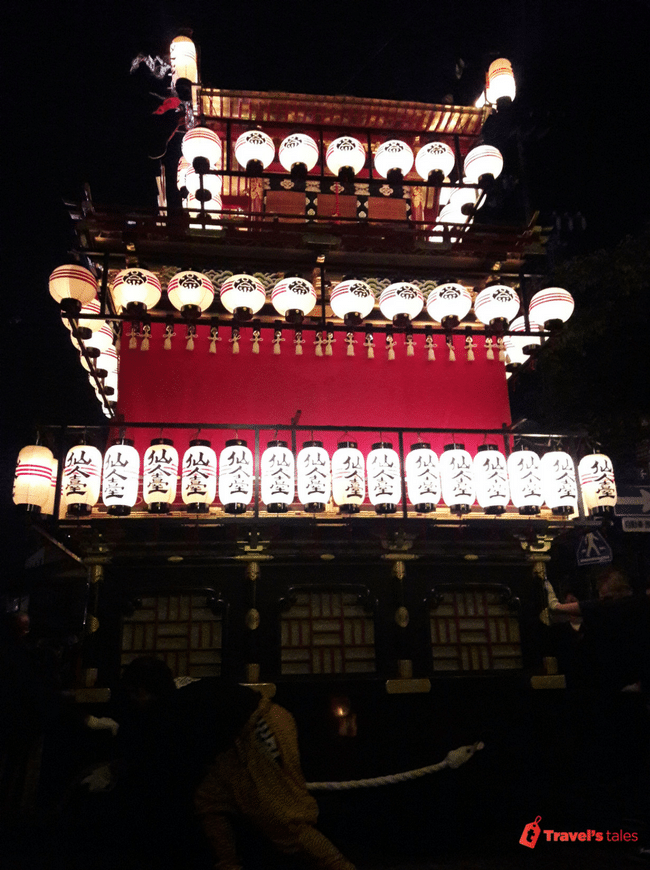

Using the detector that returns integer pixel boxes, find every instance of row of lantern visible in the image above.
[14,441,616,519]
[49,265,575,331]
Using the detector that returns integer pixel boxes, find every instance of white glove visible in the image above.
[544,580,560,610]
[85,715,120,736]
[81,764,115,792]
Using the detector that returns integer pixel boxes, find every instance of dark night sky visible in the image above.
[3,0,650,579]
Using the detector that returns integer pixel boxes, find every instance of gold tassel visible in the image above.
[315,332,323,356]
[251,332,261,354]
[186,335,195,351]
[140,324,151,351]
[485,336,494,360]
[497,337,506,362]
[426,336,436,361]
[325,333,335,356]
[231,337,240,354]
[129,325,138,350]
[346,333,356,356]
[465,336,475,361]
[406,336,415,357]
[447,335,456,362]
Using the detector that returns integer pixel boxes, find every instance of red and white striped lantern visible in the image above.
[49,265,97,315]
[503,315,542,366]
[102,438,139,515]
[529,287,574,329]
[182,440,217,512]
[112,269,162,314]
[62,444,102,516]
[329,279,375,326]
[374,140,414,181]
[332,441,365,513]
[143,439,178,513]
[272,277,317,323]
[235,130,275,173]
[72,322,114,358]
[463,145,503,185]
[61,298,105,337]
[170,35,198,87]
[185,168,222,200]
[167,271,214,317]
[80,345,118,377]
[474,283,520,329]
[220,274,266,319]
[219,439,254,514]
[326,136,366,179]
[279,133,319,174]
[426,283,472,328]
[379,282,423,326]
[182,127,222,170]
[487,58,516,105]
[578,454,617,516]
[415,141,455,183]
[13,445,54,510]
[405,443,440,513]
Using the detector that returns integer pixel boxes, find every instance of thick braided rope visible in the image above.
[306,741,484,791]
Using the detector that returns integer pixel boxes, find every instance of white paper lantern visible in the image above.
[13,445,54,510]
[112,269,162,314]
[219,439,254,513]
[177,157,191,193]
[62,444,102,516]
[440,443,475,513]
[541,450,578,515]
[182,440,217,512]
[143,439,178,513]
[80,345,118,376]
[329,280,375,325]
[487,58,516,105]
[449,183,481,215]
[49,265,97,315]
[415,141,455,183]
[507,449,543,514]
[429,205,470,244]
[101,370,119,400]
[379,282,424,326]
[235,130,275,173]
[42,458,59,516]
[297,441,331,512]
[367,442,401,514]
[503,315,542,366]
[102,439,139,515]
[185,193,223,219]
[261,441,295,513]
[272,277,317,322]
[473,445,509,514]
[170,36,198,86]
[463,145,503,184]
[332,441,365,512]
[578,454,617,516]
[73,322,115,358]
[405,443,440,513]
[426,283,472,328]
[474,284,520,328]
[62,298,105,338]
[279,133,319,174]
[374,140,414,180]
[528,287,575,329]
[326,136,366,179]
[220,274,266,319]
[182,128,222,170]
[167,271,214,316]
[184,168,222,200]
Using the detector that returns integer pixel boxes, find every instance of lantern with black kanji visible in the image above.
[102,438,139,516]
[279,133,319,180]
[220,274,266,320]
[112,269,162,315]
[235,130,275,175]
[297,441,331,513]
[379,282,424,327]
[440,443,475,513]
[367,442,401,514]
[62,444,102,516]
[541,450,578,515]
[374,140,414,184]
[272,277,317,324]
[474,283,520,331]
[330,279,375,326]
[49,265,97,316]
[578,454,617,516]
[405,443,440,513]
[168,271,214,318]
[143,439,179,514]
[261,441,295,513]
[473,444,509,514]
[332,441,365,513]
[182,439,217,513]
[426,283,472,329]
[218,439,254,514]
[415,141,455,184]
[507,448,543,514]
[326,136,366,182]
[13,445,55,511]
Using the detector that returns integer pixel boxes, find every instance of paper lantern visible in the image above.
[235,130,275,174]
[42,458,59,517]
[170,35,198,87]
[62,444,102,516]
[415,141,455,183]
[487,58,516,106]
[182,128,222,171]
[49,265,97,315]
[272,277,317,323]
[374,140,414,181]
[367,442,401,514]
[219,439,254,513]
[529,287,574,329]
[578,454,617,516]
[405,443,440,513]
[80,345,118,377]
[13,445,54,510]
[426,283,472,328]
[326,136,366,180]
[184,168,222,201]
[449,184,481,215]
[473,444,509,514]
[220,274,266,320]
[474,283,520,329]
[143,439,178,513]
[62,298,105,340]
[429,206,470,244]
[541,450,578,515]
[167,271,214,317]
[102,439,139,515]
[182,440,217,512]
[112,269,161,314]
[463,145,503,185]
[379,282,424,326]
[507,449,543,514]
[502,315,542,366]
[261,441,295,513]
[100,370,119,400]
[440,443,475,513]
[297,441,331,512]
[332,441,365,513]
[177,157,191,194]
[73,322,115,358]
[185,193,222,219]
[330,279,375,326]
[279,133,319,176]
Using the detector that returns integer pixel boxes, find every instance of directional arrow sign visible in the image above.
[614,486,650,516]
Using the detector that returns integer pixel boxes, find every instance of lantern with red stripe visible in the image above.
[49,265,97,316]
[177,157,191,195]
[405,443,440,513]
[80,345,118,378]
[235,130,275,175]
[261,440,295,513]
[112,269,161,314]
[503,315,542,367]
[374,140,414,183]
[440,443,475,514]
[279,133,319,180]
[219,439,254,514]
[184,168,222,202]
[170,35,198,90]
[367,442,401,514]
[62,298,105,341]
[220,274,266,320]
[463,145,503,186]
[415,141,455,184]
[182,439,217,513]
[42,458,59,517]
[167,271,214,318]
[474,283,520,331]
[272,277,317,324]
[326,136,366,181]
[72,322,115,359]
[426,283,472,329]
[102,438,139,515]
[541,450,578,515]
[182,127,222,172]
[579,454,617,516]
[487,58,516,107]
[473,444,509,514]
[379,282,423,327]
[297,441,331,513]
[13,445,54,511]
[332,441,365,513]
[507,448,543,514]
[528,287,574,330]
[330,279,375,326]
[62,444,102,516]
[143,439,178,513]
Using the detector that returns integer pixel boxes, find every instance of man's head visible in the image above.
[596,567,632,601]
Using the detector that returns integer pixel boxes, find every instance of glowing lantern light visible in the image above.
[235,130,275,175]
[449,184,481,215]
[297,441,331,513]
[220,274,266,320]
[415,141,455,184]
[279,133,319,179]
[326,136,366,181]
[578,454,617,516]
[49,265,97,316]
[112,269,162,314]
[261,441,295,513]
[367,442,401,514]
[62,444,102,516]
[405,443,440,513]
[473,444,509,514]
[185,168,222,201]
[541,450,578,515]
[72,322,115,358]
[332,441,365,513]
[330,279,375,326]
[429,206,470,244]
[13,445,54,510]
[170,35,198,90]
[374,140,414,182]
[80,345,118,377]
[101,370,119,400]
[440,444,475,513]
[474,283,520,330]
[182,439,217,513]
[177,157,191,194]
[463,145,503,186]
[182,128,222,172]
[102,438,139,515]
[219,439,254,514]
[143,439,178,513]
[507,448,543,514]
[167,271,214,317]
[42,458,58,516]
[487,58,516,106]
[529,287,575,330]
[62,298,105,340]
[379,282,424,327]
[503,315,542,366]
[426,282,472,328]
[272,277,317,323]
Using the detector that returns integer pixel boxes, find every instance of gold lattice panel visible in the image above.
[281,591,375,676]
[121,594,222,678]
[430,589,521,672]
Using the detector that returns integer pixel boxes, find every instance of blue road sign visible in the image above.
[576,531,613,566]
[615,486,650,516]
